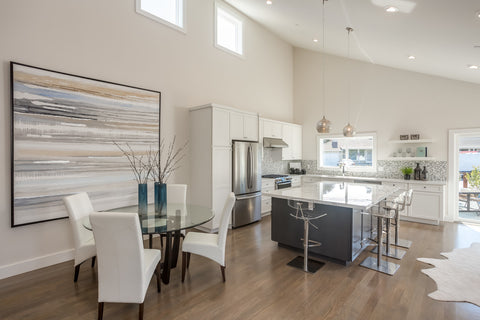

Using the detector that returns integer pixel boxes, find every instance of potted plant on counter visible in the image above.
[401,167,413,180]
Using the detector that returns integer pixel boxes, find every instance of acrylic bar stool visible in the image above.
[287,199,327,273]
[391,189,413,249]
[371,190,409,260]
[360,204,400,275]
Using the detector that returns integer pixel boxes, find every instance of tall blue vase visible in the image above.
[154,182,167,214]
[138,183,148,215]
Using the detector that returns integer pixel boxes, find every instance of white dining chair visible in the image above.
[160,184,188,247]
[90,211,161,320]
[63,192,97,282]
[181,192,236,283]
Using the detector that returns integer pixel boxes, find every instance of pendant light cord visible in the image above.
[322,0,327,116]
[346,27,353,124]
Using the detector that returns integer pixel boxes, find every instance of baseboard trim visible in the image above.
[0,249,74,280]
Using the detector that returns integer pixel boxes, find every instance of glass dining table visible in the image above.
[83,203,213,284]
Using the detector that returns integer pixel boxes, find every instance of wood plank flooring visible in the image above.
[1,216,480,320]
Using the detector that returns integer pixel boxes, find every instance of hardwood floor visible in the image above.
[1,216,480,320]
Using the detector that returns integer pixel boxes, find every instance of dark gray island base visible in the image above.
[271,198,372,265]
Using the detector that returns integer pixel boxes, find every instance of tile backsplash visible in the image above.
[262,147,447,181]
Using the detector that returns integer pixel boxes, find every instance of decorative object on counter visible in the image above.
[400,135,409,140]
[114,142,153,215]
[414,163,422,180]
[466,166,480,189]
[416,146,427,157]
[401,167,413,180]
[316,0,332,134]
[421,166,428,181]
[410,134,420,140]
[343,27,356,138]
[150,137,188,213]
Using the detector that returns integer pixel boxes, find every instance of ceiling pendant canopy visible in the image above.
[316,0,331,134]
[343,26,356,137]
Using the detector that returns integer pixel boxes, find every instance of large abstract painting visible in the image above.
[11,62,160,227]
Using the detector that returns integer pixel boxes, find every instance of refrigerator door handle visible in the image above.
[247,145,252,189]
[249,144,254,189]
[236,192,262,200]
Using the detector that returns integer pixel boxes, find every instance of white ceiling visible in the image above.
[225,0,480,85]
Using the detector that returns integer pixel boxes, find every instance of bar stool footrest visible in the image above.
[287,256,325,273]
[359,256,399,276]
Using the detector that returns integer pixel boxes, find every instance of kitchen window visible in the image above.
[136,0,185,32]
[317,133,377,172]
[215,3,244,57]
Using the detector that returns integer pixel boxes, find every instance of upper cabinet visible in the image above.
[212,108,230,147]
[262,119,283,138]
[282,123,302,160]
[230,111,259,141]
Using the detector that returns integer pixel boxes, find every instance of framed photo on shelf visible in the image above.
[410,134,420,140]
[400,135,409,140]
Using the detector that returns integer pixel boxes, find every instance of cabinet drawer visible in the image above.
[411,184,443,193]
[382,182,408,189]
[262,179,275,188]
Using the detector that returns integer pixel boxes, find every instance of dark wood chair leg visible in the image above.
[98,302,104,320]
[74,265,80,282]
[160,234,164,248]
[186,252,191,269]
[91,256,96,268]
[139,303,144,320]
[155,265,161,293]
[182,252,186,282]
[220,265,226,282]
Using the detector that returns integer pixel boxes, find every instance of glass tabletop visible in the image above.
[83,203,214,234]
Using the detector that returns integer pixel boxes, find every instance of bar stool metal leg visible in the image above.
[372,215,407,260]
[391,214,412,248]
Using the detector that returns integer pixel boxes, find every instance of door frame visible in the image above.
[448,128,480,222]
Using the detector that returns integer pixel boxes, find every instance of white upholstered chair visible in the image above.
[63,192,97,282]
[90,211,161,320]
[181,192,236,282]
[160,184,188,247]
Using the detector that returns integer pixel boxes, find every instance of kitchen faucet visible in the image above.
[339,162,346,176]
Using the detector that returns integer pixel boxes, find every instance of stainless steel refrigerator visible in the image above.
[232,141,262,228]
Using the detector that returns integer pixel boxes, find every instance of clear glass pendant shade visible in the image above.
[343,123,355,137]
[316,116,331,133]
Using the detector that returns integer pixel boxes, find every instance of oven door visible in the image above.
[276,181,292,189]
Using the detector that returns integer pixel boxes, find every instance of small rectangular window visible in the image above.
[215,3,244,57]
[136,0,185,32]
[317,133,377,172]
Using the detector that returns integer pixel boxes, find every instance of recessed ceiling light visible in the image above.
[385,6,399,13]
[313,38,319,43]
[468,64,479,70]
[266,0,272,5]
[408,55,416,60]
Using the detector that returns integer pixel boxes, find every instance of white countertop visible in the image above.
[293,174,446,186]
[263,181,399,210]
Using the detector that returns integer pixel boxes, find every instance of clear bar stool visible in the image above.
[391,189,413,249]
[287,199,327,273]
[371,190,409,260]
[360,203,400,275]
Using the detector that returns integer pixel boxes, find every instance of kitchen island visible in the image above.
[264,181,398,265]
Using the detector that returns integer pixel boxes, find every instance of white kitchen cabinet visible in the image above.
[262,119,283,138]
[230,111,258,141]
[291,176,302,187]
[189,104,233,232]
[261,179,275,215]
[281,123,302,160]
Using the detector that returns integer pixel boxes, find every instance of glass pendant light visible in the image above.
[343,27,356,137]
[316,0,331,133]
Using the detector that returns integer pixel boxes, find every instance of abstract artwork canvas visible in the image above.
[11,62,160,227]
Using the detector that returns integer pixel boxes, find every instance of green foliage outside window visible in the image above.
[466,166,480,189]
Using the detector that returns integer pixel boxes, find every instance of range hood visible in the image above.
[263,137,288,148]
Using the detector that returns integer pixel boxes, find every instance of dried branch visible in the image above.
[150,136,188,184]
[114,141,151,184]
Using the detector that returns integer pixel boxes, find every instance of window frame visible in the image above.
[316,132,377,173]
[136,0,186,33]
[214,2,245,58]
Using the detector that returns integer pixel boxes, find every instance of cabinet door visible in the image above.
[291,125,302,160]
[212,147,232,230]
[409,191,441,221]
[263,120,282,138]
[229,111,244,140]
[212,108,230,147]
[282,124,293,160]
[243,114,259,141]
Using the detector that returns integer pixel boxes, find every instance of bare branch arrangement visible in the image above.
[150,136,188,184]
[114,141,152,184]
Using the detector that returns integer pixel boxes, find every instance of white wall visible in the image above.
[293,47,480,161]
[0,0,293,278]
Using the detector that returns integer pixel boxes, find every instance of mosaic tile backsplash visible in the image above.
[262,147,447,181]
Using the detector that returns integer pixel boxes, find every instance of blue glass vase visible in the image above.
[154,182,167,214]
[138,183,148,215]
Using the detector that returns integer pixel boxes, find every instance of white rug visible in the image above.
[417,243,480,307]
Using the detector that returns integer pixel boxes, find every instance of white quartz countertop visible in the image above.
[301,174,446,186]
[263,181,399,210]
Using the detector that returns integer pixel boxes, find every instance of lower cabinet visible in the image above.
[261,179,275,215]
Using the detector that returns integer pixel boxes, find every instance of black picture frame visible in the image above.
[10,62,161,227]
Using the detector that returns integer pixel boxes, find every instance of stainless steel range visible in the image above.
[262,174,292,189]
